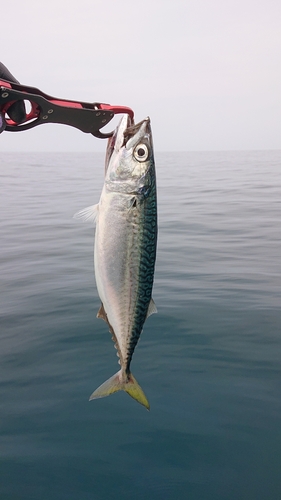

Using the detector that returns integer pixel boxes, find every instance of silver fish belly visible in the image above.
[76,115,157,409]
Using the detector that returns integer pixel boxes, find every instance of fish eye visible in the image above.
[133,143,149,162]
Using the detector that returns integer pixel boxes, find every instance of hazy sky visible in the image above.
[1,0,281,152]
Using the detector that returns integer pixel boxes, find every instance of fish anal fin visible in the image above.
[97,304,123,364]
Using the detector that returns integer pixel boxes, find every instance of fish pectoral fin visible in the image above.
[73,204,99,223]
[146,298,157,319]
[89,370,150,410]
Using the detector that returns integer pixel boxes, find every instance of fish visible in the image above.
[75,115,157,410]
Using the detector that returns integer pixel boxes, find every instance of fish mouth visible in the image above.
[105,114,132,170]
[116,114,133,151]
[124,117,151,150]
[114,115,151,152]
[105,115,151,171]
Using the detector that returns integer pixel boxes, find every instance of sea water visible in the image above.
[0,151,280,500]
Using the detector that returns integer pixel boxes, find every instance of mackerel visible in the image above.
[75,115,157,409]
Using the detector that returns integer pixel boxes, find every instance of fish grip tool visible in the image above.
[0,79,134,138]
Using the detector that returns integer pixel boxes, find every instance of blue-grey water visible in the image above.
[1,150,281,500]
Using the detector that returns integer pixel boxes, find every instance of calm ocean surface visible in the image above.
[1,150,281,500]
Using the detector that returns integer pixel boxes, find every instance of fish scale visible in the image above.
[127,183,157,367]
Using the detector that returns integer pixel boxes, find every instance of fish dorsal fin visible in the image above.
[146,298,157,319]
[73,204,99,223]
[97,303,109,324]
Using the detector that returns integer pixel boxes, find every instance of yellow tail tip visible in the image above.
[89,370,150,410]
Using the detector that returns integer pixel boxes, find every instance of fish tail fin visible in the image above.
[89,370,150,410]
[124,373,150,410]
